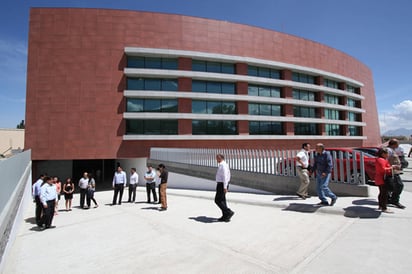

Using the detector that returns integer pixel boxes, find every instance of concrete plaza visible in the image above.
[2,159,412,274]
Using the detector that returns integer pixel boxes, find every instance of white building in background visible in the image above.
[0,129,24,158]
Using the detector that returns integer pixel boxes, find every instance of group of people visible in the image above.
[111,164,169,211]
[294,140,406,213]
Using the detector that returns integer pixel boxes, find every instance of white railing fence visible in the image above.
[150,148,368,185]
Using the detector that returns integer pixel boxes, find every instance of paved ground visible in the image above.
[2,157,412,274]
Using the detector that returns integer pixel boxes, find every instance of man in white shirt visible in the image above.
[128,168,139,203]
[78,172,89,209]
[32,174,45,227]
[295,143,311,199]
[215,154,234,222]
[40,176,57,229]
[144,165,157,203]
[112,166,127,205]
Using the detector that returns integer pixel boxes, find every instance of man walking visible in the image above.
[313,143,337,206]
[215,154,234,222]
[32,174,45,227]
[295,143,311,199]
[386,139,406,209]
[112,166,127,205]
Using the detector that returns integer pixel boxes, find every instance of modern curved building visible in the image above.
[25,8,381,181]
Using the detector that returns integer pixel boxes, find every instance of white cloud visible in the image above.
[379,100,412,133]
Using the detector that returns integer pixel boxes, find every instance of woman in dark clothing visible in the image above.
[63,178,74,211]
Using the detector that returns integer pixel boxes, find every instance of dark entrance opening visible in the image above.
[72,159,115,191]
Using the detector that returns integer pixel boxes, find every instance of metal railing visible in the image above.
[150,147,369,185]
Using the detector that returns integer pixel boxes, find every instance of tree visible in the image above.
[16,120,25,129]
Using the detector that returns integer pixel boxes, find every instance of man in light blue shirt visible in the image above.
[40,176,57,229]
[32,174,45,227]
[112,166,127,205]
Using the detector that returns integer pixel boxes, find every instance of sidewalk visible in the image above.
[1,160,412,274]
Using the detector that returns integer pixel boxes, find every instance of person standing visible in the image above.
[386,139,406,209]
[78,172,89,209]
[158,164,168,211]
[375,148,394,213]
[128,168,139,203]
[40,176,57,229]
[63,178,74,211]
[32,174,45,227]
[313,143,337,206]
[215,154,234,222]
[112,166,127,205]
[295,143,311,199]
[87,173,98,208]
[53,177,62,215]
[144,164,157,203]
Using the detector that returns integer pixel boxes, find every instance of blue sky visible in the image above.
[1,0,411,133]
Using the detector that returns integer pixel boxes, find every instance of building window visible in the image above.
[348,126,360,136]
[346,84,356,93]
[192,60,235,74]
[348,112,360,122]
[127,78,178,91]
[292,89,315,101]
[347,98,358,108]
[126,99,178,112]
[126,120,178,135]
[294,106,316,118]
[248,85,280,98]
[294,123,318,135]
[324,109,340,120]
[248,103,281,116]
[192,101,236,114]
[324,79,339,89]
[127,56,178,69]
[292,72,315,84]
[324,94,339,104]
[247,66,280,79]
[192,80,235,94]
[192,120,237,135]
[325,124,341,136]
[249,121,283,135]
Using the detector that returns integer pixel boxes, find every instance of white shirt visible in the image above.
[78,177,89,189]
[216,160,231,189]
[32,178,43,197]
[296,149,309,168]
[144,169,156,183]
[130,172,139,185]
[40,183,57,205]
[113,171,127,187]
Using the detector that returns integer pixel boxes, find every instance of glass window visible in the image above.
[127,78,144,90]
[192,120,237,135]
[248,104,259,115]
[126,99,143,112]
[222,63,235,74]
[248,65,280,79]
[294,123,318,135]
[293,89,315,101]
[207,62,221,73]
[347,98,357,108]
[248,86,259,96]
[145,79,161,90]
[222,102,236,114]
[221,82,235,94]
[326,124,341,136]
[145,57,161,69]
[208,101,221,114]
[346,85,356,93]
[324,79,339,89]
[247,66,258,76]
[325,109,340,120]
[248,85,281,98]
[249,121,283,135]
[127,57,144,68]
[126,56,177,69]
[162,79,178,91]
[192,101,207,114]
[294,106,316,118]
[127,78,178,91]
[126,99,177,112]
[192,81,235,94]
[192,101,236,115]
[348,126,360,136]
[192,81,206,92]
[192,60,235,74]
[192,60,206,72]
[207,82,221,93]
[325,94,339,104]
[126,120,178,135]
[292,72,315,84]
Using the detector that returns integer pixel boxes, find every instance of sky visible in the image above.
[1,0,411,134]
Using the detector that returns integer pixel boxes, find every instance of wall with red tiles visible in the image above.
[25,8,380,160]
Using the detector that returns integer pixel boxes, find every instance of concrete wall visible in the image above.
[0,129,24,158]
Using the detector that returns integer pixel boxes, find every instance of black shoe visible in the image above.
[159,207,167,211]
[317,201,329,206]
[217,216,225,222]
[394,203,406,209]
[296,193,306,200]
[224,211,235,222]
[330,197,338,206]
[305,195,311,198]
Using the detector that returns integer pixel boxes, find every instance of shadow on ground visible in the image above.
[189,216,218,223]
[343,206,381,218]
[282,203,324,213]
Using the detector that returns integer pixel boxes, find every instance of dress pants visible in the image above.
[378,184,389,210]
[112,184,124,205]
[42,200,56,228]
[214,182,232,218]
[160,183,167,209]
[296,167,310,196]
[79,188,87,208]
[146,182,157,202]
[128,184,137,202]
[388,174,404,204]
[34,196,43,226]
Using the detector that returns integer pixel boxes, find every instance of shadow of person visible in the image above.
[141,207,160,210]
[352,199,378,206]
[282,203,322,213]
[273,196,302,202]
[343,206,381,219]
[189,216,218,223]
[24,217,37,225]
